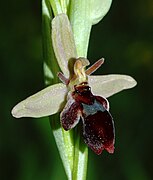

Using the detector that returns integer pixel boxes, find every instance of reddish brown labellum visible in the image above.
[60,83,115,155]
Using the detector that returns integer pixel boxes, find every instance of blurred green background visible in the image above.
[1,0,153,180]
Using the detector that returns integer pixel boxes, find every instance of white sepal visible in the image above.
[88,74,137,98]
[11,83,67,118]
[52,14,77,78]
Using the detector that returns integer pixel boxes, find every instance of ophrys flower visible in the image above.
[11,14,136,155]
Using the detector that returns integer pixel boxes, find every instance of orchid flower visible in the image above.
[11,14,137,155]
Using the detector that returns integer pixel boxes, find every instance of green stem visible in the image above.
[72,127,88,180]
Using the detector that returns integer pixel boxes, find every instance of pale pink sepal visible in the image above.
[11,83,67,118]
[88,74,137,98]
